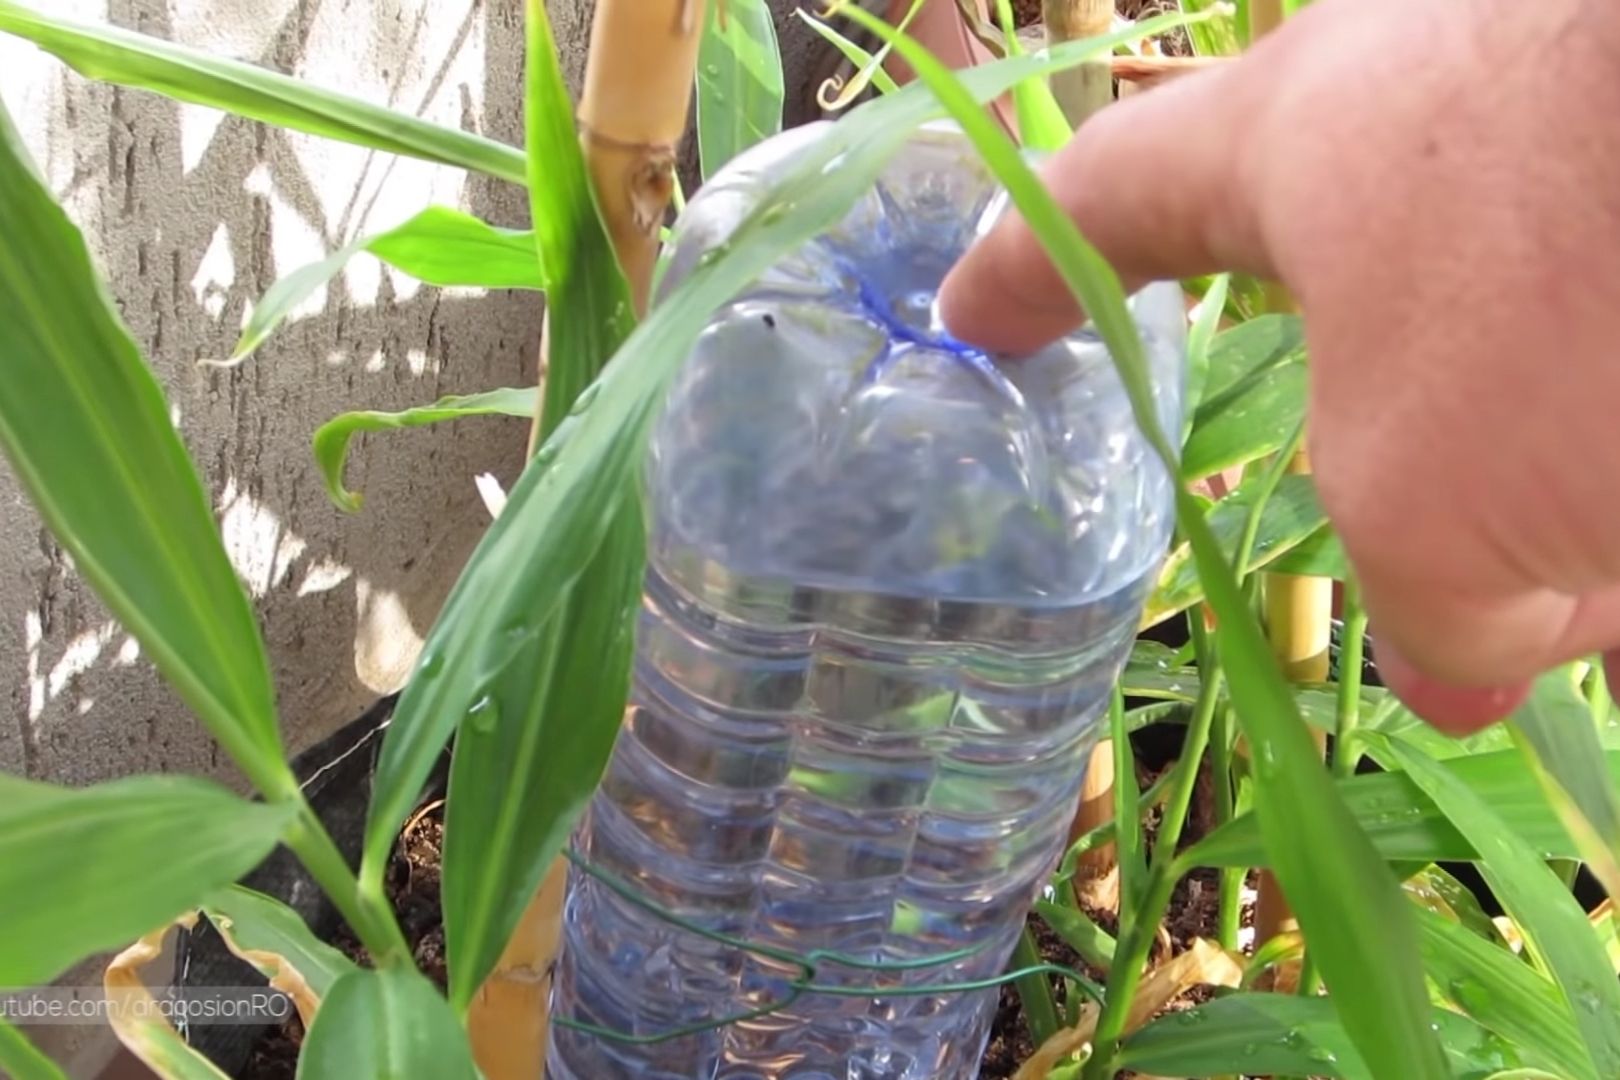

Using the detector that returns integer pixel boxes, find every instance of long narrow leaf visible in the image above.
[1182,313,1307,481]
[228,208,544,364]
[0,775,294,987]
[1187,748,1602,868]
[834,8,1447,1075]
[794,10,902,96]
[0,1021,67,1080]
[361,0,1208,928]
[1117,992,1516,1079]
[0,2,525,184]
[1143,473,1327,627]
[1380,733,1620,1077]
[1416,907,1594,1080]
[442,498,642,1009]
[524,0,636,439]
[697,0,785,178]
[201,886,359,1017]
[314,388,536,512]
[428,0,645,1007]
[0,99,291,796]
[1512,668,1620,900]
[297,968,478,1080]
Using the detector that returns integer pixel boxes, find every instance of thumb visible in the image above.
[939,44,1285,355]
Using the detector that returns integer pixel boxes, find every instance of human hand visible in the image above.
[940,0,1620,732]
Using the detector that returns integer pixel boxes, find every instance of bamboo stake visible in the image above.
[1063,4,1132,912]
[1247,0,1333,956]
[474,4,706,1078]
[1043,0,1115,126]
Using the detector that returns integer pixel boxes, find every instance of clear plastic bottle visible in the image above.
[547,121,1185,1080]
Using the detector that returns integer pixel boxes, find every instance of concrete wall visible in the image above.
[0,1,832,1073]
[0,0,598,788]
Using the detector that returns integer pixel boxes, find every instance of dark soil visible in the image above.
[240,804,449,1080]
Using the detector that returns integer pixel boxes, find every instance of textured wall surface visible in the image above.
[0,0,837,1072]
[0,0,597,791]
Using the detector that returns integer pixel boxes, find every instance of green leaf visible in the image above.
[427,0,645,1009]
[0,775,294,987]
[1143,473,1328,627]
[992,0,1069,153]
[697,0,784,179]
[1380,733,1620,1078]
[0,1020,67,1080]
[794,10,901,96]
[1416,907,1594,1080]
[201,886,358,1003]
[1186,749,1601,868]
[1268,524,1348,578]
[1183,274,1228,445]
[0,2,525,184]
[0,100,291,797]
[442,498,642,1010]
[296,968,477,1080]
[835,6,1449,1078]
[1182,313,1308,481]
[313,388,536,512]
[1117,992,1516,1079]
[229,207,544,363]
[1032,900,1116,970]
[524,0,636,440]
[361,0,1196,939]
[1406,863,1511,947]
[1176,0,1244,55]
[1511,666,1620,900]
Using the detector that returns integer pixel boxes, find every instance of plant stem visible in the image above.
[1212,702,1243,951]
[1083,620,1224,1079]
[1332,588,1369,781]
[286,800,410,965]
[1014,927,1063,1047]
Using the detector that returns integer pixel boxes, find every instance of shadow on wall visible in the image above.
[0,0,570,786]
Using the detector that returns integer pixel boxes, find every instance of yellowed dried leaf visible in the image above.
[104,917,231,1080]
[1012,938,1244,1080]
[207,915,322,1028]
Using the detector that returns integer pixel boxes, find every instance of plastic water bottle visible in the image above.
[547,121,1186,1080]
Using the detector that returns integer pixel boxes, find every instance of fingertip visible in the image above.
[938,226,1082,357]
[1376,645,1528,736]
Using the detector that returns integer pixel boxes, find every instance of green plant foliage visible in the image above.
[1183,274,1229,444]
[1379,735,1620,1077]
[834,6,1448,1076]
[0,100,292,797]
[697,0,784,179]
[1187,748,1607,868]
[1144,473,1328,626]
[1512,667,1620,897]
[432,0,648,1010]
[0,776,294,987]
[201,886,359,1001]
[361,6,1190,994]
[0,1021,68,1080]
[296,968,478,1080]
[0,1,525,184]
[314,388,537,512]
[794,10,901,95]
[1182,313,1308,481]
[1416,908,1594,1080]
[230,208,545,364]
[992,0,1069,153]
[1177,0,1244,54]
[1117,993,1517,1079]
